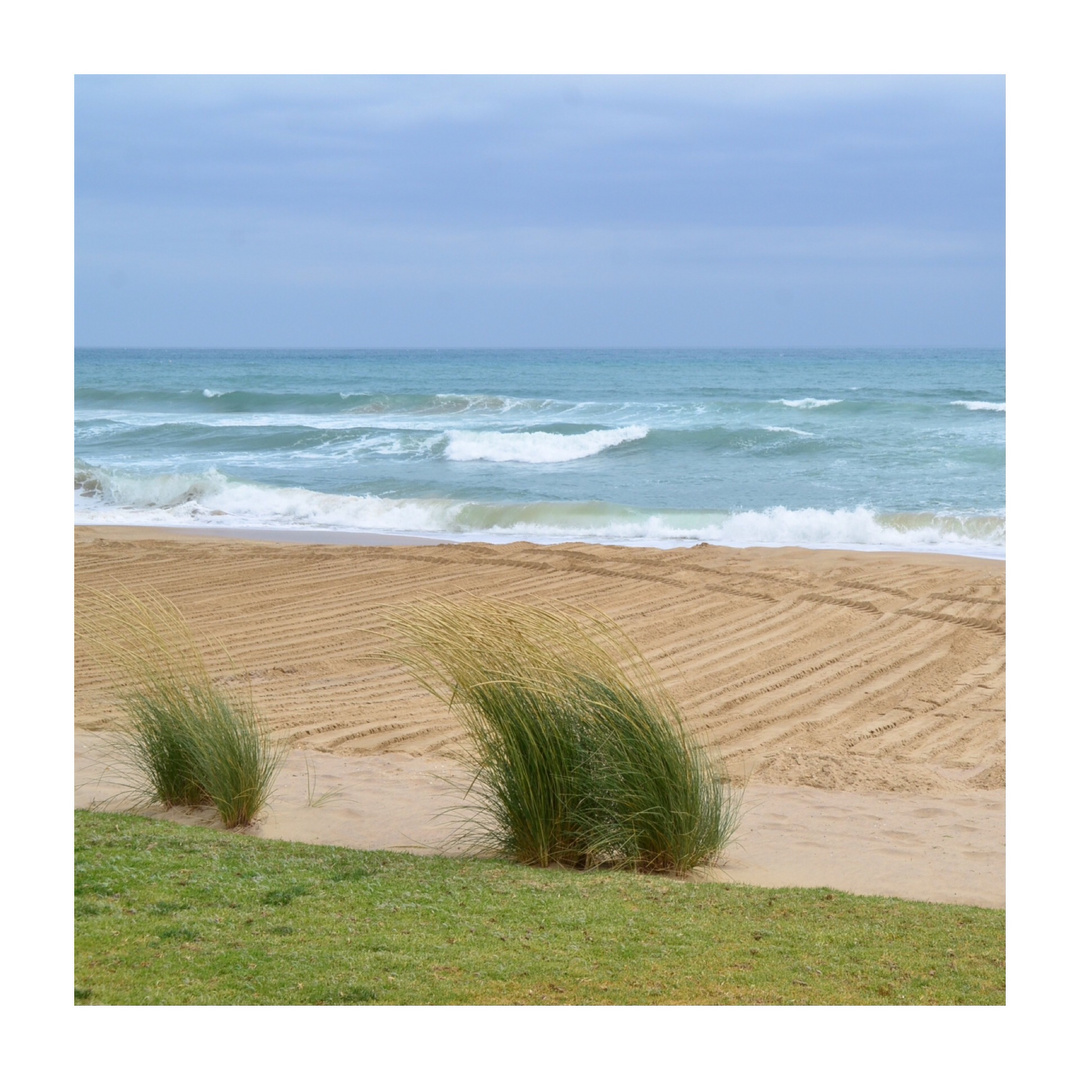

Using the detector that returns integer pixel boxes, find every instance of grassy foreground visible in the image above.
[74,811,1005,1005]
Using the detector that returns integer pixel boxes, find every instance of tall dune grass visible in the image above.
[77,589,283,828]
[389,599,738,873]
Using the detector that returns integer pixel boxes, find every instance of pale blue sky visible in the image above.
[75,74,1004,347]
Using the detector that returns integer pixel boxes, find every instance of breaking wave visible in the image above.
[74,461,1004,557]
[443,425,649,463]
[773,398,843,409]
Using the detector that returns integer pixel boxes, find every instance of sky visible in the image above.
[74,74,1005,348]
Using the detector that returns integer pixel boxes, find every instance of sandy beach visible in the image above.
[74,527,1004,908]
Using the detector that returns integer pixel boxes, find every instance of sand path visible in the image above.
[75,733,1004,907]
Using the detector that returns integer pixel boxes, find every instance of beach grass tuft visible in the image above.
[77,588,283,828]
[388,598,738,873]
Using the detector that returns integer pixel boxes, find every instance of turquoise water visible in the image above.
[74,348,1005,556]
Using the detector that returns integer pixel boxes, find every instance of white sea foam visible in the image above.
[74,463,1004,558]
[680,506,1003,551]
[202,388,224,398]
[475,505,1000,547]
[765,426,813,437]
[443,425,649,463]
[951,400,1005,412]
[74,465,459,533]
[773,398,842,409]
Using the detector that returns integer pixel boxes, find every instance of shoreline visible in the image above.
[74,521,1003,561]
[74,523,449,547]
[75,527,1005,907]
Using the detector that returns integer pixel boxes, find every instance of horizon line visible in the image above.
[74,343,1007,352]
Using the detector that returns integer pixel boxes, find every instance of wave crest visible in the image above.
[773,398,842,409]
[443,425,649,463]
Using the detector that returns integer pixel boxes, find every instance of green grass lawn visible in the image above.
[74,810,1004,1005]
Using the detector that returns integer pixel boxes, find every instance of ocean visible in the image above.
[74,348,1005,558]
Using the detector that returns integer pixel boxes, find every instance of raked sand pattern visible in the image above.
[75,530,1003,797]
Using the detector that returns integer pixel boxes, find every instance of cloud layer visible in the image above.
[75,75,1005,347]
